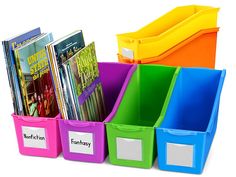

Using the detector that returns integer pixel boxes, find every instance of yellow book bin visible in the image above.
[117,5,219,60]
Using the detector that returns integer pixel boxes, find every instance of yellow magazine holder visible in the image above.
[117,5,219,60]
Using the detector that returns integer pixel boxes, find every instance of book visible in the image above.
[46,30,85,119]
[2,28,41,115]
[63,42,106,121]
[13,33,59,117]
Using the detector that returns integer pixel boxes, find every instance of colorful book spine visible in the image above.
[47,30,85,119]
[62,64,80,120]
[46,45,68,119]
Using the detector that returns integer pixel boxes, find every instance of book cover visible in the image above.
[46,30,85,119]
[2,27,41,115]
[64,42,106,121]
[14,33,58,117]
[53,30,85,67]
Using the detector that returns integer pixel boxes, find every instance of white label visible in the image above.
[122,48,134,59]
[116,137,142,161]
[166,143,194,167]
[68,131,94,155]
[22,126,47,149]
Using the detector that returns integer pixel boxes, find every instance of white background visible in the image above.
[0,0,235,176]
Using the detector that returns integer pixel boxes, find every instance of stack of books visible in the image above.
[2,28,59,117]
[2,28,106,121]
[46,30,106,121]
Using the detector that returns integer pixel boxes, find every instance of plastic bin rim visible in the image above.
[157,128,202,136]
[11,113,60,122]
[154,67,181,127]
[106,122,154,131]
[116,6,219,42]
[138,9,219,44]
[118,28,219,63]
[206,69,226,134]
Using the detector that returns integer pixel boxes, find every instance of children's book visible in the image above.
[63,42,106,121]
[2,28,41,115]
[14,33,58,117]
[46,30,85,119]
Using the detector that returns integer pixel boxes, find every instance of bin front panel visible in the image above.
[12,114,61,158]
[156,128,205,174]
[59,120,105,162]
[107,124,155,168]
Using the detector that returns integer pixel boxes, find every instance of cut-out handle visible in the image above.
[65,120,96,128]
[111,124,146,132]
[21,117,47,123]
[163,129,197,136]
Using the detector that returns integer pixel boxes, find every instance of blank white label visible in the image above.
[166,143,194,167]
[116,137,142,161]
[122,48,134,59]
[22,126,47,149]
[68,131,94,155]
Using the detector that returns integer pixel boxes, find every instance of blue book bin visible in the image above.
[156,68,226,174]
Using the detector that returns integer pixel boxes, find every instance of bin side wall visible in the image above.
[98,63,133,119]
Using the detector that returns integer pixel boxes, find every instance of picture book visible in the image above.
[2,27,41,115]
[63,42,106,121]
[46,30,85,119]
[14,33,59,117]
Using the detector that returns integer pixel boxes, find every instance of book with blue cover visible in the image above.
[2,28,41,115]
[13,33,59,117]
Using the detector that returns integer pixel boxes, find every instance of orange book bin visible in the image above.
[118,28,218,69]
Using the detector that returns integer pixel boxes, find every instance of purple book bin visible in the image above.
[59,62,137,163]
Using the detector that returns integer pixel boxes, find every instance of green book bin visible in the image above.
[106,64,180,168]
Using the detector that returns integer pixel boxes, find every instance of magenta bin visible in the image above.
[12,114,62,158]
[58,62,137,163]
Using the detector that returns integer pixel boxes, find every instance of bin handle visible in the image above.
[163,129,197,136]
[111,124,146,132]
[64,120,96,127]
[119,38,135,43]
[21,117,47,123]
